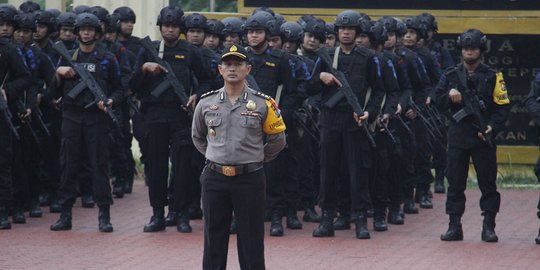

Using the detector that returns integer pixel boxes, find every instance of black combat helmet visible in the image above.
[57,12,77,28]
[370,21,388,46]
[395,19,407,37]
[19,1,40,13]
[334,10,362,33]
[302,18,326,42]
[222,17,243,35]
[378,16,398,33]
[113,6,136,23]
[206,19,224,39]
[34,10,57,32]
[419,12,438,33]
[156,6,184,26]
[46,8,61,18]
[243,11,275,33]
[457,28,488,51]
[17,12,35,30]
[184,13,207,30]
[0,5,20,29]
[74,12,101,34]
[72,5,90,15]
[280,21,304,43]
[403,16,428,40]
[105,13,121,33]
[88,6,109,22]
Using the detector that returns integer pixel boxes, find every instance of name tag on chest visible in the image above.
[81,63,96,73]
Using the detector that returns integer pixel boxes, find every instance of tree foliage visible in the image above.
[174,0,237,12]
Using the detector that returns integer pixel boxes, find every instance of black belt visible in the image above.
[206,161,263,177]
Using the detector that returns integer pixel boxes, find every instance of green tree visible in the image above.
[174,0,237,12]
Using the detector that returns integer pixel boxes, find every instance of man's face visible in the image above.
[303,32,321,52]
[78,26,97,44]
[186,28,205,46]
[384,32,397,49]
[224,33,240,47]
[218,58,251,83]
[203,33,220,50]
[59,26,76,42]
[282,41,298,54]
[33,24,49,41]
[104,31,117,42]
[14,28,33,45]
[247,29,266,48]
[462,47,481,65]
[324,33,336,48]
[268,35,282,49]
[0,22,14,38]
[338,26,356,45]
[355,33,370,48]
[427,30,434,41]
[160,24,181,43]
[403,29,418,48]
[120,20,134,36]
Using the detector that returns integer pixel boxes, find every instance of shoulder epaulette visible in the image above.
[200,90,220,99]
[253,91,272,100]
[444,66,458,76]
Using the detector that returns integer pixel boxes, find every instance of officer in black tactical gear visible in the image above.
[221,17,243,48]
[243,10,300,237]
[48,13,123,232]
[525,73,540,245]
[310,10,385,239]
[324,23,336,48]
[204,19,224,52]
[184,13,207,47]
[436,29,510,242]
[297,15,325,61]
[0,4,33,230]
[56,12,77,49]
[130,5,210,233]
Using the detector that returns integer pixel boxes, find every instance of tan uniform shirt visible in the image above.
[192,86,286,165]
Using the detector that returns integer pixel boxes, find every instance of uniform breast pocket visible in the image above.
[240,117,260,128]
[206,117,222,128]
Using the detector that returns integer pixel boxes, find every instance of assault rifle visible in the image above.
[0,90,19,140]
[318,49,376,147]
[52,41,120,127]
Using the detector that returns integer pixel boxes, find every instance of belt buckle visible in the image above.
[222,166,236,177]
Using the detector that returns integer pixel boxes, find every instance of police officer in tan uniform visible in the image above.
[192,44,286,270]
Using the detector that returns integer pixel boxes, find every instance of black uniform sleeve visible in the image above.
[434,72,452,112]
[3,46,32,100]
[274,52,298,116]
[280,54,307,112]
[396,55,414,108]
[129,47,149,96]
[189,45,212,97]
[117,46,133,97]
[365,54,385,121]
[106,52,124,105]
[526,74,540,125]
[306,56,324,96]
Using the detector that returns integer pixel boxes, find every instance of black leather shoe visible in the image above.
[481,213,498,242]
[286,209,303,230]
[81,195,95,208]
[313,210,335,237]
[50,208,72,231]
[333,214,351,230]
[441,215,463,241]
[143,216,166,232]
[403,201,418,214]
[112,185,124,198]
[373,216,388,232]
[176,212,192,233]
[419,194,433,209]
[98,205,113,233]
[0,207,11,230]
[270,210,284,236]
[39,193,51,206]
[12,208,26,224]
[165,210,177,227]
[354,216,370,239]
[189,207,203,220]
[387,211,404,225]
[303,207,321,223]
[29,202,43,218]
[229,218,237,234]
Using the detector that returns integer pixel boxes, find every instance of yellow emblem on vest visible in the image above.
[175,55,185,59]
[265,62,276,67]
[493,72,510,105]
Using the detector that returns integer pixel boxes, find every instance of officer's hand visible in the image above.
[98,99,113,112]
[353,111,369,127]
[377,114,389,129]
[185,94,197,111]
[478,125,493,141]
[395,103,402,115]
[57,67,76,78]
[142,62,168,75]
[426,97,431,105]
[320,72,342,87]
[449,88,462,104]
[405,109,416,119]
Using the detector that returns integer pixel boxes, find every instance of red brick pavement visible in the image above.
[1,181,539,270]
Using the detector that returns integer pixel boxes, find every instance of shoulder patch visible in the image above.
[444,66,457,76]
[493,72,510,105]
[200,90,220,99]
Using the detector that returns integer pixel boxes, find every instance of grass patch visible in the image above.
[465,164,539,190]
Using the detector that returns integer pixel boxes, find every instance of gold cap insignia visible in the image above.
[246,100,256,111]
[230,45,238,52]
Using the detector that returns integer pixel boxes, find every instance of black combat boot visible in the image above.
[286,208,303,229]
[303,206,321,223]
[29,200,43,218]
[81,194,95,208]
[418,185,433,209]
[39,193,51,206]
[112,178,125,198]
[177,211,192,233]
[12,207,26,224]
[434,170,446,194]
[0,207,11,230]
[313,209,335,237]
[481,212,498,242]
[440,214,463,241]
[373,209,388,232]
[387,205,404,225]
[352,212,370,239]
[229,217,237,234]
[143,207,166,232]
[536,211,540,245]
[270,209,284,236]
[98,205,113,233]
[189,206,203,220]
[403,200,418,214]
[333,211,351,230]
[50,206,72,231]
[49,197,62,213]
[165,208,177,227]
